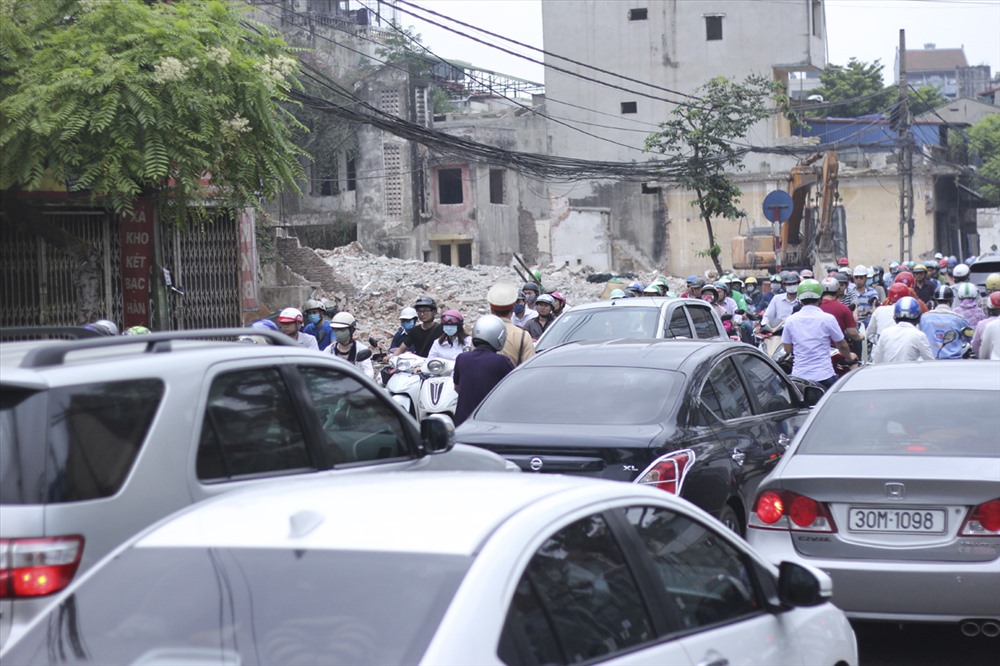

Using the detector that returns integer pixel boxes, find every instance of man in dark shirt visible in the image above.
[453,315,514,425]
[819,277,863,356]
[911,264,937,306]
[395,296,443,358]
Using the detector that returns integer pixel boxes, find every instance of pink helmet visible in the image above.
[549,291,567,305]
[440,309,464,325]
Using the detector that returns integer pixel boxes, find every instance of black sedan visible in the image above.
[455,339,823,534]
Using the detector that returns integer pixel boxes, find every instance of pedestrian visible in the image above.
[871,297,934,364]
[453,315,514,425]
[326,312,375,379]
[276,307,319,351]
[486,282,535,367]
[301,298,333,351]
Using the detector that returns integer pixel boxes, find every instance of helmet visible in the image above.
[535,294,555,307]
[939,258,949,269]
[894,271,915,288]
[87,319,119,336]
[966,256,977,265]
[690,277,707,289]
[414,296,438,311]
[905,261,915,270]
[303,299,324,313]
[277,307,303,323]
[947,257,958,269]
[838,266,852,276]
[893,297,922,322]
[798,279,823,302]
[956,282,978,300]
[837,257,850,266]
[889,261,900,271]
[487,283,518,307]
[744,276,758,285]
[887,283,910,303]
[800,269,814,279]
[440,309,464,325]
[853,264,868,277]
[770,274,782,284]
[610,288,627,299]
[934,285,953,303]
[714,281,729,295]
[934,252,943,260]
[834,272,850,285]
[985,273,1000,291]
[873,264,884,276]
[626,281,644,293]
[987,292,1000,311]
[330,312,357,330]
[685,275,698,284]
[701,283,719,297]
[782,271,800,284]
[550,291,567,305]
[821,277,840,294]
[867,267,874,279]
[399,306,418,321]
[521,282,540,294]
[912,263,926,274]
[471,314,507,351]
[124,325,151,336]
[952,263,970,279]
[249,319,278,331]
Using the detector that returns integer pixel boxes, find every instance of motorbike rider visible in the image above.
[327,312,375,379]
[971,292,1000,358]
[428,310,470,361]
[511,290,537,328]
[852,266,880,325]
[986,273,1000,296]
[394,296,443,358]
[919,285,971,359]
[487,282,535,367]
[781,279,858,390]
[525,293,557,340]
[549,291,568,317]
[389,306,418,354]
[683,277,706,300]
[950,263,971,289]
[743,277,765,312]
[952,282,986,328]
[301,298,333,351]
[910,264,937,306]
[522,282,541,313]
[866,282,914,351]
[819,277,864,357]
[453,314,514,426]
[761,271,800,330]
[871,297,934,364]
[85,319,119,336]
[277,307,319,351]
[757,275,782,313]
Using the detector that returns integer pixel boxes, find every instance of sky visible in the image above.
[388,0,1000,86]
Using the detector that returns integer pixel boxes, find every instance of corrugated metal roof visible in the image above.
[794,118,941,150]
[905,48,968,72]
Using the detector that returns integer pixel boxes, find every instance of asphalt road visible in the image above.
[855,621,998,665]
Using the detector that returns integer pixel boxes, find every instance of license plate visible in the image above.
[847,507,946,534]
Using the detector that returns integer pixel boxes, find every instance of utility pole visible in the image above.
[897,29,914,262]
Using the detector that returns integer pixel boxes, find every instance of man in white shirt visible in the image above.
[979,317,1000,360]
[761,271,800,329]
[871,297,934,364]
[781,279,857,389]
[276,307,319,351]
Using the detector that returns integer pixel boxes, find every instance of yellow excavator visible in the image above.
[732,151,846,274]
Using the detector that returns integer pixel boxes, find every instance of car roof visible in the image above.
[134,473,665,556]
[565,297,702,312]
[521,338,735,371]
[835,360,1000,392]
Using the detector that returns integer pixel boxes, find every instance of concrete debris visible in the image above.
[305,242,686,349]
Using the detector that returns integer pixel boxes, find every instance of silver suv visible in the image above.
[0,329,510,647]
[534,297,729,352]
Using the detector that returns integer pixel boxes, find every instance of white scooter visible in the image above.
[418,357,458,422]
[384,352,425,418]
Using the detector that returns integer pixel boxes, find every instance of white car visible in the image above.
[2,473,857,665]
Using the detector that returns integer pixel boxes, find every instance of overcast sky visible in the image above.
[395,0,1000,85]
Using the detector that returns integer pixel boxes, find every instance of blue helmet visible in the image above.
[627,281,644,293]
[893,297,922,322]
[250,319,279,332]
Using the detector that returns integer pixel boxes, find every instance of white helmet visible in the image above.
[330,312,357,329]
[277,307,303,323]
[399,307,417,320]
[955,282,978,300]
[852,264,868,277]
[952,263,970,279]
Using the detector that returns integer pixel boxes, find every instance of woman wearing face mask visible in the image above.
[428,310,470,361]
[327,312,375,379]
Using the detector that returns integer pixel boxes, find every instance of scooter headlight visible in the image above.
[395,359,412,372]
[425,359,445,376]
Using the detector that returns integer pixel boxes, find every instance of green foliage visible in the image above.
[968,114,1000,205]
[1,0,307,222]
[372,22,431,77]
[645,74,776,272]
[810,58,896,118]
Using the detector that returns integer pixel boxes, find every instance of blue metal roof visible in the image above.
[794,118,942,151]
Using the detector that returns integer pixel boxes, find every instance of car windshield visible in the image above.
[796,390,1000,457]
[4,547,470,666]
[475,366,681,425]
[536,307,660,350]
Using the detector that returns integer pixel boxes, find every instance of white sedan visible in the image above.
[2,473,857,665]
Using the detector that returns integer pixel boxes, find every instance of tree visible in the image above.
[810,58,896,118]
[644,74,777,273]
[968,114,1000,206]
[1,0,306,222]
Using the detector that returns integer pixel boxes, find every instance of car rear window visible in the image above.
[0,379,164,504]
[475,366,681,425]
[535,308,660,350]
[4,547,470,666]
[796,390,1000,457]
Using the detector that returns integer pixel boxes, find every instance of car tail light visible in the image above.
[0,536,84,598]
[960,499,1000,536]
[634,449,696,495]
[749,490,836,532]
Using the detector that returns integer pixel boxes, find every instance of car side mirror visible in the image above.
[355,347,372,363]
[420,414,455,456]
[777,561,832,607]
[801,385,825,408]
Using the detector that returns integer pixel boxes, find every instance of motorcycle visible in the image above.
[384,352,425,417]
[756,321,784,359]
[417,357,458,422]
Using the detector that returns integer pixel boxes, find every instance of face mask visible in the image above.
[307,313,321,324]
[514,303,525,315]
[785,284,799,295]
[745,285,756,293]
[526,294,537,306]
[334,329,351,343]
[443,325,458,337]
[402,320,415,331]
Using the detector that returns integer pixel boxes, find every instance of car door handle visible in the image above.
[695,652,729,666]
[731,448,745,466]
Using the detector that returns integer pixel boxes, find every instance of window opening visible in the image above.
[438,168,463,204]
[620,101,638,114]
[705,15,723,41]
[628,8,648,21]
[489,169,505,204]
[346,157,357,191]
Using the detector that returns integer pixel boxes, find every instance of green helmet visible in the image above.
[797,278,823,301]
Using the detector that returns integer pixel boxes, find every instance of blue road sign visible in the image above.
[762,190,794,223]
